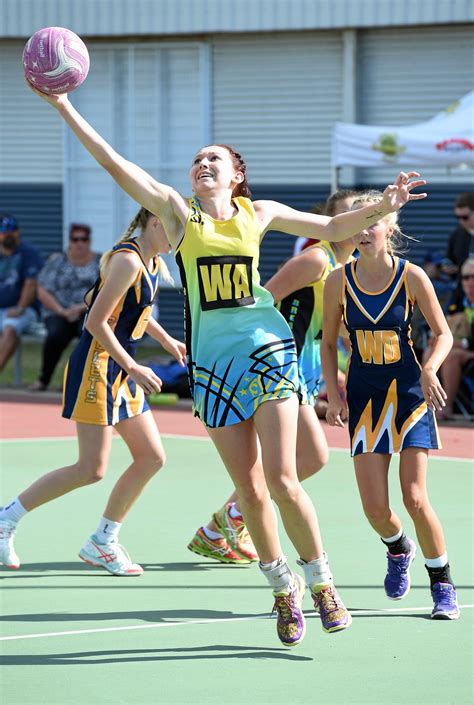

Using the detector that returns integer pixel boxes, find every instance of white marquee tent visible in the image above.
[331,91,474,189]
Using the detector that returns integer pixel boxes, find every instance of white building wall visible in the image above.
[356,24,474,184]
[64,42,207,276]
[0,41,63,183]
[213,32,344,184]
[1,22,472,195]
[2,0,472,36]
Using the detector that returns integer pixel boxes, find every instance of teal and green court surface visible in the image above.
[1,435,472,705]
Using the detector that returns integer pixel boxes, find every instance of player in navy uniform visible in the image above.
[0,209,186,576]
[321,189,460,620]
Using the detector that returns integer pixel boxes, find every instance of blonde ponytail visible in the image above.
[100,207,175,286]
[157,257,174,286]
[100,208,152,271]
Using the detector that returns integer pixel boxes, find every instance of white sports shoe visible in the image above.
[78,535,143,576]
[0,518,20,569]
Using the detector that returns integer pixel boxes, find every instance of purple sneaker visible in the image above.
[384,538,417,600]
[431,583,460,620]
[311,583,352,633]
[272,574,306,647]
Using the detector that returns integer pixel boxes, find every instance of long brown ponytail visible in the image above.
[216,144,252,199]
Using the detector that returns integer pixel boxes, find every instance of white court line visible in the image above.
[0,434,472,463]
[1,604,472,643]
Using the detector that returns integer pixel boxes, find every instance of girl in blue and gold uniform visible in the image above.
[0,209,186,576]
[322,190,460,620]
[28,81,427,646]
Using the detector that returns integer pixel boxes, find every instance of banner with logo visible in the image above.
[331,92,474,168]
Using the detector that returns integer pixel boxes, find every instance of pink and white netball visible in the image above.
[23,27,89,95]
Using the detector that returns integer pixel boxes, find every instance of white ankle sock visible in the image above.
[203,526,224,540]
[259,555,294,593]
[0,498,27,524]
[425,553,448,568]
[297,552,332,590]
[94,516,122,544]
[228,504,242,519]
[382,528,403,543]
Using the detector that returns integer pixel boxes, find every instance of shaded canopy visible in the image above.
[331,92,474,168]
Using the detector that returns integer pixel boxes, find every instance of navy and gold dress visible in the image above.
[62,240,160,425]
[342,256,440,456]
[175,196,299,427]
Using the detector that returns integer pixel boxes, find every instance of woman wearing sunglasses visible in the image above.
[30,223,101,391]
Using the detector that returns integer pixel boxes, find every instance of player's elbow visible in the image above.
[84,315,101,338]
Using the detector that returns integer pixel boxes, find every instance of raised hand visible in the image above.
[25,78,70,109]
[383,171,427,212]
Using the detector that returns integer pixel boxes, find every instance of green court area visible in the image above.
[1,436,472,705]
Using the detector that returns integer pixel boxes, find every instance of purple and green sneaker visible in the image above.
[431,583,460,620]
[384,538,417,600]
[311,583,352,633]
[272,573,306,647]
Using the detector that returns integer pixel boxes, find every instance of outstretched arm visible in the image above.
[27,87,188,247]
[255,172,427,242]
[265,246,328,303]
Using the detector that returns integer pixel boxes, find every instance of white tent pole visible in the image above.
[331,167,340,194]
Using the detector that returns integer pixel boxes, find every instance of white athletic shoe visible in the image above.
[78,535,143,576]
[0,518,20,569]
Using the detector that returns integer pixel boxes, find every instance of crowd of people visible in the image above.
[0,79,470,643]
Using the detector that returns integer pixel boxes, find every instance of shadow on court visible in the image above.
[1,561,254,575]
[0,608,268,623]
[0,644,313,666]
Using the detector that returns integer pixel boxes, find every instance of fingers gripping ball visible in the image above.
[23,27,89,95]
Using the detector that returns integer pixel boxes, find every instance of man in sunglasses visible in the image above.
[446,192,474,277]
[29,223,101,391]
[0,214,43,374]
[439,257,474,418]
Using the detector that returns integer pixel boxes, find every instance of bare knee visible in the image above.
[296,449,328,481]
[75,460,108,485]
[147,448,166,476]
[235,481,268,508]
[267,475,301,505]
[362,502,391,525]
[134,448,166,478]
[402,490,428,518]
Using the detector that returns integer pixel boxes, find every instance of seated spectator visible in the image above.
[445,192,474,277]
[29,224,101,391]
[411,251,457,362]
[438,257,474,418]
[0,215,43,374]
